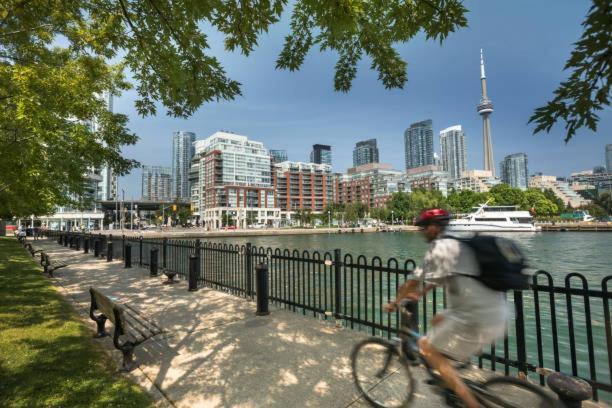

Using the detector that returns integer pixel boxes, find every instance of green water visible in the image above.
[206,231,611,400]
[207,231,611,284]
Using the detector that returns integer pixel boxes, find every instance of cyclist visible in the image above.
[384,208,508,408]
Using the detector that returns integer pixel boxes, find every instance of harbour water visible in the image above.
[204,231,611,400]
[207,231,611,284]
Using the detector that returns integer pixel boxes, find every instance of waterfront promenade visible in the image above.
[28,238,449,407]
[18,237,612,407]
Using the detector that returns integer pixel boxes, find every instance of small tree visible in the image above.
[177,206,192,225]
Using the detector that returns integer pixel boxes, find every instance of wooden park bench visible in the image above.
[25,242,43,257]
[41,252,68,277]
[89,288,165,372]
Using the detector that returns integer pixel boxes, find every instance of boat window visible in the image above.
[518,218,532,223]
[475,218,507,222]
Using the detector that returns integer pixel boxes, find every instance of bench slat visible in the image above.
[91,289,117,325]
[123,303,164,334]
[121,310,154,342]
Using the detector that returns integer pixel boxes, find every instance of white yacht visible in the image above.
[448,202,541,232]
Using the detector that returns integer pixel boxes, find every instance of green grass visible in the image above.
[0,238,152,407]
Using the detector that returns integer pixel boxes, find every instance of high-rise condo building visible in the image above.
[334,163,405,209]
[404,119,434,170]
[353,139,380,167]
[439,125,467,180]
[405,165,449,197]
[270,149,288,163]
[606,144,612,172]
[310,144,332,166]
[500,153,528,190]
[172,131,195,201]
[272,162,332,219]
[141,166,172,201]
[478,49,496,176]
[191,132,279,229]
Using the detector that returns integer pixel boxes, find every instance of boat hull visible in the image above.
[447,222,540,232]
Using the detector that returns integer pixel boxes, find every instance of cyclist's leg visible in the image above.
[418,337,479,408]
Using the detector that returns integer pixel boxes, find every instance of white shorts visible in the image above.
[426,314,506,361]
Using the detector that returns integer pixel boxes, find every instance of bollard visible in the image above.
[139,236,143,267]
[64,235,69,247]
[188,254,198,292]
[546,372,592,408]
[106,242,113,262]
[150,248,159,277]
[75,236,80,251]
[84,238,89,254]
[124,244,131,268]
[58,235,62,245]
[255,263,270,316]
[94,240,100,257]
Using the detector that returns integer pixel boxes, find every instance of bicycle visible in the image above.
[350,302,555,408]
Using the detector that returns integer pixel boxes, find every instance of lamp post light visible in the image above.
[328,211,331,228]
[391,210,394,226]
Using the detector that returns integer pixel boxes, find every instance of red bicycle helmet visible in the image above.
[415,208,450,227]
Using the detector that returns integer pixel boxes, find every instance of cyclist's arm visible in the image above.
[385,279,435,311]
[385,239,457,311]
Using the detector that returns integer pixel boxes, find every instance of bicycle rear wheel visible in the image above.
[351,338,415,408]
[477,376,555,408]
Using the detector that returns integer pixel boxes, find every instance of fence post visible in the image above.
[139,236,143,266]
[255,263,269,316]
[245,243,252,297]
[122,234,125,259]
[334,248,342,320]
[150,248,158,276]
[107,241,113,262]
[75,235,80,251]
[84,237,89,254]
[514,290,528,377]
[124,244,131,268]
[64,234,68,247]
[162,238,168,269]
[94,239,100,257]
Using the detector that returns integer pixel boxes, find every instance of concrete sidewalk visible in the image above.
[27,238,592,408]
[29,238,455,407]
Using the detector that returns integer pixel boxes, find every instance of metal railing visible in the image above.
[44,230,611,401]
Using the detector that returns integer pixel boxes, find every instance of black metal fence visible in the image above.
[45,231,612,401]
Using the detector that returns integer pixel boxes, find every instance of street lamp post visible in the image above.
[391,210,394,226]
[328,211,331,228]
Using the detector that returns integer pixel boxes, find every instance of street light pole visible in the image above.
[391,210,394,226]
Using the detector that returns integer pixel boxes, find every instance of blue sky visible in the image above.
[115,0,611,198]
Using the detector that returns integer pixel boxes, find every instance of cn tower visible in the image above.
[477,49,495,177]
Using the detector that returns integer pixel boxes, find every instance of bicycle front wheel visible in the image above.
[477,376,555,408]
[351,338,415,408]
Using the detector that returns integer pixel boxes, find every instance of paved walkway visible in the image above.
[30,238,452,407]
[27,238,602,408]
